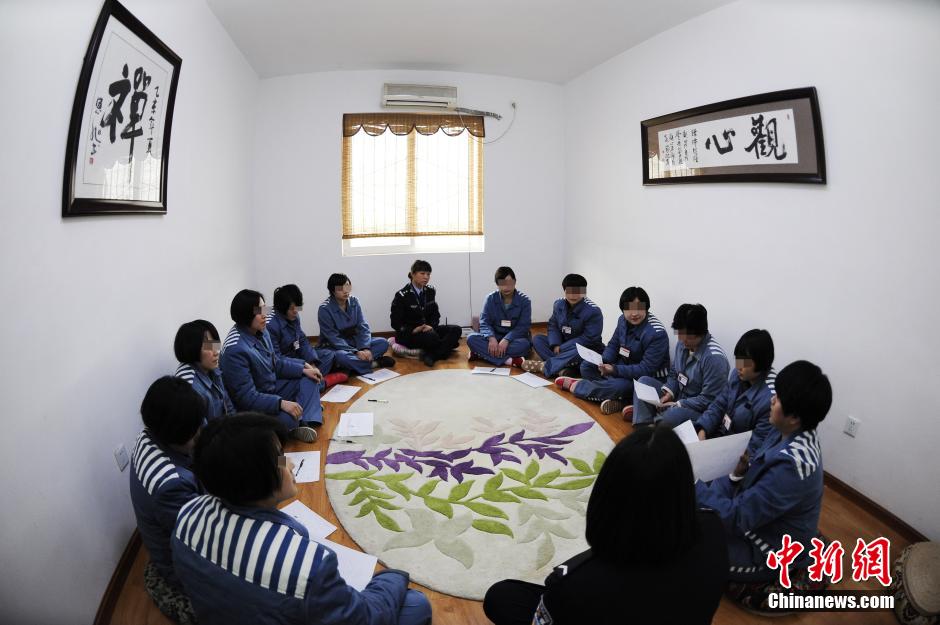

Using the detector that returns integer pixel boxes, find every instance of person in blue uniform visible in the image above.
[522,273,603,379]
[483,426,728,625]
[466,266,532,367]
[695,329,777,456]
[268,283,348,389]
[173,319,235,422]
[696,360,832,585]
[129,376,204,625]
[220,289,322,443]
[632,303,729,428]
[173,414,432,625]
[389,260,462,367]
[318,273,395,376]
[555,287,670,417]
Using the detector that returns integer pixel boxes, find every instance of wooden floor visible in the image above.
[108,339,908,625]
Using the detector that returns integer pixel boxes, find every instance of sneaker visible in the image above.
[521,359,544,374]
[558,366,580,378]
[290,426,317,443]
[467,351,480,362]
[509,357,525,368]
[323,372,348,388]
[422,353,436,367]
[554,376,576,392]
[376,355,396,368]
[600,399,623,415]
[621,405,634,422]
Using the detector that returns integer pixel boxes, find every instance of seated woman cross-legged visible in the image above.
[220,289,323,443]
[695,328,777,456]
[523,273,603,379]
[696,360,832,599]
[633,303,729,428]
[483,426,728,625]
[267,283,348,389]
[129,377,205,625]
[172,414,432,625]
[318,273,395,376]
[174,319,235,423]
[556,286,669,417]
[389,259,462,367]
[466,266,532,367]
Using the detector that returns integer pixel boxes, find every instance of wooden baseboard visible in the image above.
[94,530,141,625]
[824,472,926,544]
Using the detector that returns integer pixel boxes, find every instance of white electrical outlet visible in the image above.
[114,443,130,472]
[843,416,860,438]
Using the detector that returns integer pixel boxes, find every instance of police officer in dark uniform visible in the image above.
[390,260,461,367]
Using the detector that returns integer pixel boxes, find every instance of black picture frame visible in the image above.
[63,0,182,217]
[641,87,826,185]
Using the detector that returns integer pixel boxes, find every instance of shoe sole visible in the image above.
[291,427,317,443]
[600,400,623,415]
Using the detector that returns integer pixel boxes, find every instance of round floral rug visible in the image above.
[324,369,614,600]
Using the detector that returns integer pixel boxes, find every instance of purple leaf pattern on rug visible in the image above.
[327,421,596,482]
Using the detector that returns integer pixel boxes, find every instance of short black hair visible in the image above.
[230,289,264,327]
[174,320,220,364]
[561,274,587,289]
[410,260,432,276]
[671,303,708,335]
[327,273,351,295]
[734,329,775,374]
[193,413,289,506]
[494,266,516,282]
[774,360,832,431]
[619,287,651,311]
[586,427,698,563]
[273,284,303,316]
[140,376,205,446]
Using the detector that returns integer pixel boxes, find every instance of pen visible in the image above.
[367,399,388,403]
[294,459,305,477]
[361,375,376,382]
[330,438,357,444]
[489,368,497,373]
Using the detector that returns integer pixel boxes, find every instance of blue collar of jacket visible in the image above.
[328,296,358,312]
[236,325,274,350]
[493,290,521,308]
[688,332,713,360]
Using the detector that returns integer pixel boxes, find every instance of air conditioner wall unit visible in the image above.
[383,83,457,110]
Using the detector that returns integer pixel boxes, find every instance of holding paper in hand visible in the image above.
[634,379,665,406]
[575,343,604,367]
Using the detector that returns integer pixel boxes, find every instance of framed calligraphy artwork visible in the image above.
[63,0,181,216]
[641,87,825,185]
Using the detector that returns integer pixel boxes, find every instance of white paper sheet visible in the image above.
[336,412,374,437]
[686,430,752,483]
[471,366,512,376]
[356,368,401,385]
[279,500,337,539]
[575,343,603,366]
[512,372,553,388]
[286,451,321,483]
[634,379,664,406]
[673,419,700,445]
[321,384,361,403]
[318,538,378,592]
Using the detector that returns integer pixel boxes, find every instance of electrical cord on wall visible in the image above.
[483,102,516,145]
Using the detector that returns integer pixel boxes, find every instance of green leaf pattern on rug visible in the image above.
[471,519,514,538]
[327,453,607,539]
[384,509,476,569]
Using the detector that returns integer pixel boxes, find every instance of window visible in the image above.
[341,113,484,256]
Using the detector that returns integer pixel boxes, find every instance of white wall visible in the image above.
[251,70,566,331]
[564,0,940,539]
[0,1,259,622]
